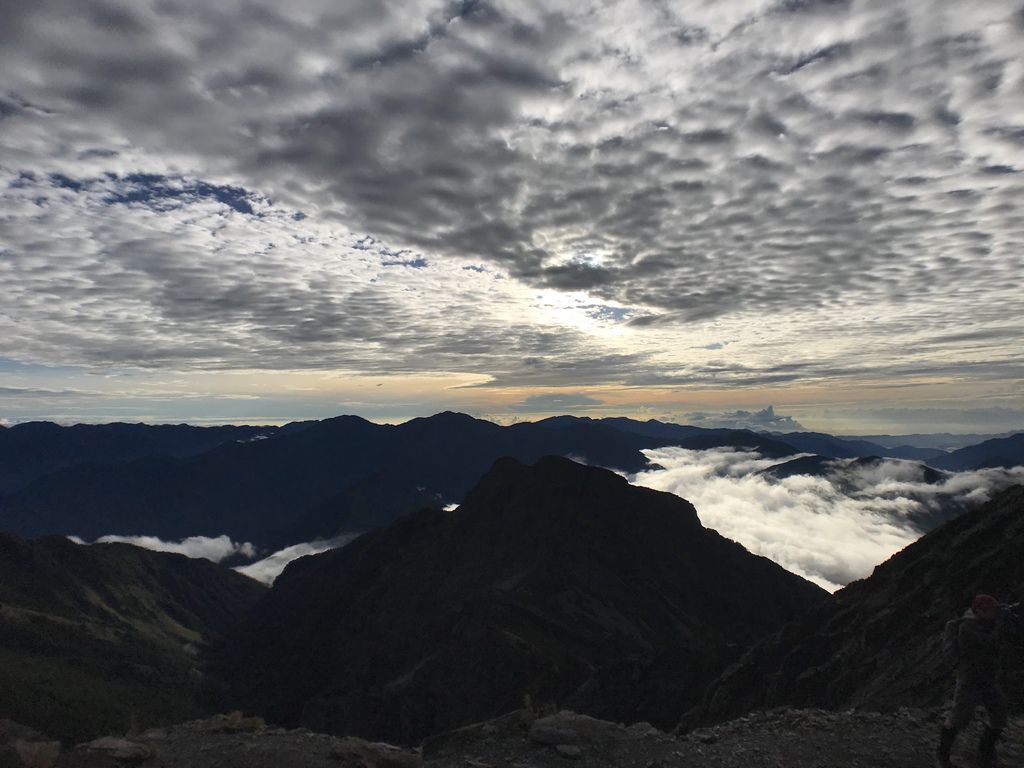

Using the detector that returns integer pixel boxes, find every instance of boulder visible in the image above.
[331,737,421,768]
[13,741,61,768]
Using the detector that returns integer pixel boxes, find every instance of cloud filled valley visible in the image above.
[632,447,1024,590]
[63,448,1024,591]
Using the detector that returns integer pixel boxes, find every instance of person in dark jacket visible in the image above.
[936,594,1008,768]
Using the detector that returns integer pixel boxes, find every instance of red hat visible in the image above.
[972,594,999,615]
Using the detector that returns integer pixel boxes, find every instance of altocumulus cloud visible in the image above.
[1,0,1023,397]
[632,447,1024,591]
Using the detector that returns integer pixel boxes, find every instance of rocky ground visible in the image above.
[2,708,1022,768]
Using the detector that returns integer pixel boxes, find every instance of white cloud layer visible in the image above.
[233,534,362,585]
[632,447,1024,591]
[68,533,256,562]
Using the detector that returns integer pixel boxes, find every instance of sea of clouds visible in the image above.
[631,448,1024,591]
[66,448,1024,592]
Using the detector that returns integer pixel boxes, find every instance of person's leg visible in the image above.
[938,680,980,767]
[977,686,1009,767]
[936,723,958,767]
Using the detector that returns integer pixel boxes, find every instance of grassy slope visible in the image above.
[0,535,265,742]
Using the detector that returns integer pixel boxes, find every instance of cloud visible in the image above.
[0,386,100,398]
[0,0,1022,413]
[234,534,361,585]
[836,407,1024,433]
[684,405,805,432]
[631,447,1024,591]
[509,392,605,412]
[68,533,256,562]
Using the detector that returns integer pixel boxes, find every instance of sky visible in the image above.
[2,0,1023,433]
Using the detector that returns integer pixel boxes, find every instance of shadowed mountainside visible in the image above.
[539,416,948,461]
[0,421,291,494]
[0,533,266,743]
[928,433,1024,471]
[222,456,826,745]
[0,413,803,549]
[682,484,1024,728]
[3,413,1018,552]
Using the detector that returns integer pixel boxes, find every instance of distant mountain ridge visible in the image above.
[0,420,294,493]
[223,456,825,744]
[4,412,817,549]
[844,432,1017,451]
[1,412,1021,551]
[927,433,1024,471]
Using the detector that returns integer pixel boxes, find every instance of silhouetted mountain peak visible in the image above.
[398,410,502,434]
[225,457,824,743]
[461,455,702,535]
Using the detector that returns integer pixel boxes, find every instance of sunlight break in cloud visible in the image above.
[631,447,1024,591]
[68,533,256,563]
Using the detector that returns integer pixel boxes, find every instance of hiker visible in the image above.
[936,594,1008,768]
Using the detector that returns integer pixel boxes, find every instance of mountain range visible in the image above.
[1,413,1020,552]
[0,438,1020,751]
[0,420,290,494]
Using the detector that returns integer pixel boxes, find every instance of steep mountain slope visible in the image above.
[928,433,1024,471]
[223,456,826,744]
[0,421,288,493]
[0,413,743,548]
[0,533,266,742]
[683,484,1024,728]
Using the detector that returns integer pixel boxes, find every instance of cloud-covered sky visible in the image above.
[2,0,1023,431]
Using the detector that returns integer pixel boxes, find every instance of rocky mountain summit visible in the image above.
[6,707,1022,768]
[223,456,825,744]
